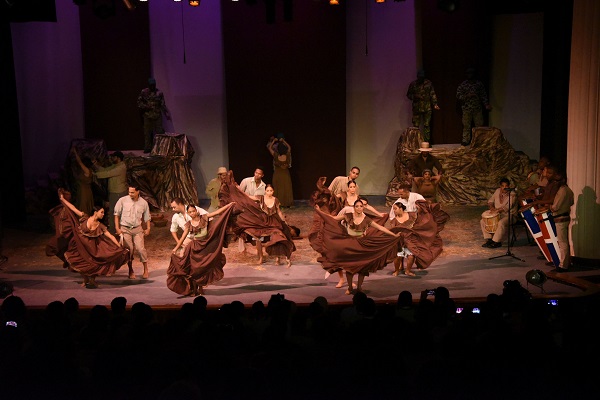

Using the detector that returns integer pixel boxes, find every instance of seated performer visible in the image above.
[57,188,129,288]
[413,169,441,203]
[167,202,236,296]
[313,201,400,295]
[385,201,450,277]
[481,178,516,248]
[327,166,361,197]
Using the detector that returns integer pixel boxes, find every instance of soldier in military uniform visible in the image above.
[456,67,492,146]
[137,77,171,153]
[406,69,440,142]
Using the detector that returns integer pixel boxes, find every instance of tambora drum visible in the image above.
[482,210,500,233]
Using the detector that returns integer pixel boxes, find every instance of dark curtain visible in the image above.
[79,1,151,151]
[421,0,492,145]
[221,1,347,200]
[0,22,26,224]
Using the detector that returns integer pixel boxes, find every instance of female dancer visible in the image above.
[220,171,296,269]
[385,200,450,277]
[314,201,400,295]
[167,202,236,296]
[267,135,294,207]
[58,189,129,288]
[243,184,293,267]
[386,203,417,276]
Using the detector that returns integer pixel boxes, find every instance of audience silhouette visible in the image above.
[1,285,599,399]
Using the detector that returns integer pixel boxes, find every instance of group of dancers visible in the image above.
[46,167,450,297]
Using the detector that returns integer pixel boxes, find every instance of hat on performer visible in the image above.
[419,142,433,152]
[217,167,227,174]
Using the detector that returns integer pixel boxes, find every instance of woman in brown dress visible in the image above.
[267,135,294,207]
[58,189,129,288]
[220,171,296,269]
[167,202,236,296]
[386,200,450,277]
[313,201,400,295]
[244,184,293,267]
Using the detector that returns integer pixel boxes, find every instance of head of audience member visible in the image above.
[253,167,265,184]
[64,297,80,315]
[348,166,360,180]
[397,290,413,308]
[128,185,141,201]
[1,295,26,322]
[170,197,186,214]
[313,296,328,312]
[392,202,407,218]
[397,184,412,200]
[110,296,127,315]
[422,169,432,179]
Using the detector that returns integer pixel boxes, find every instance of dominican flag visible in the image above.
[520,199,561,266]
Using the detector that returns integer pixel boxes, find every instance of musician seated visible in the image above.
[480,178,517,248]
[518,156,551,203]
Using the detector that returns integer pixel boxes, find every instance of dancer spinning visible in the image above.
[167,202,236,296]
[385,201,449,277]
[57,189,129,288]
[313,201,400,295]
[220,171,296,268]
[243,183,292,267]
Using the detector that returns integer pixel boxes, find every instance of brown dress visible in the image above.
[311,209,401,276]
[386,200,450,269]
[219,171,296,260]
[166,204,234,296]
[63,209,130,277]
[46,203,74,267]
[272,151,294,207]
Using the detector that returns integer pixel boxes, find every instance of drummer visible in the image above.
[480,177,517,248]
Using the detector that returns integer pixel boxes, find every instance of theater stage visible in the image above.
[1,201,598,309]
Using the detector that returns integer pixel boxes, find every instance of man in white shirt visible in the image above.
[114,185,151,279]
[389,184,425,218]
[239,167,266,196]
[169,197,208,256]
[328,166,360,196]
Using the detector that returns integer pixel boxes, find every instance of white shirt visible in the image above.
[170,206,208,238]
[114,195,151,228]
[239,177,266,196]
[389,192,425,218]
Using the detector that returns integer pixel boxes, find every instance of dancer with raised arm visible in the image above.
[57,189,129,288]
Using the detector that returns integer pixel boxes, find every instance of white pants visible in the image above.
[480,214,509,243]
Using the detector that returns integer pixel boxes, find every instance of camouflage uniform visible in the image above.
[137,88,168,152]
[406,79,438,141]
[456,79,489,144]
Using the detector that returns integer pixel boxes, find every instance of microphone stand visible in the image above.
[490,187,525,262]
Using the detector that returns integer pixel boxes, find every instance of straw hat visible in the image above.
[419,142,433,152]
